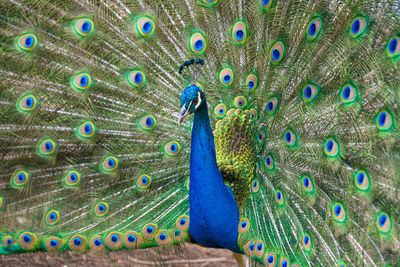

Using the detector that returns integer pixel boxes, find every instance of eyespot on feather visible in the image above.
[38,138,56,157]
[17,93,38,113]
[219,67,234,86]
[139,115,157,131]
[332,203,346,223]
[45,210,59,225]
[376,212,391,233]
[18,232,36,250]
[190,32,207,54]
[105,232,123,250]
[100,156,118,173]
[238,218,250,233]
[227,108,236,116]
[354,170,371,192]
[340,83,358,105]
[265,154,275,171]
[324,137,340,158]
[234,96,247,109]
[350,16,368,38]
[263,252,277,267]
[3,236,17,247]
[279,257,290,267]
[259,0,273,10]
[265,96,279,115]
[235,109,243,116]
[16,33,38,52]
[215,120,223,130]
[254,241,264,258]
[164,141,181,156]
[155,230,172,246]
[63,169,81,187]
[73,18,94,37]
[70,72,92,91]
[275,190,285,206]
[232,21,247,44]
[386,36,400,58]
[244,240,255,257]
[176,215,190,231]
[185,178,190,191]
[45,237,63,252]
[257,130,266,145]
[283,129,297,147]
[302,233,312,251]
[123,231,142,249]
[252,179,260,193]
[302,83,319,102]
[306,16,323,40]
[142,223,158,239]
[94,201,108,217]
[246,74,258,92]
[269,41,285,64]
[69,235,87,252]
[301,174,315,194]
[11,169,29,188]
[76,121,95,139]
[214,103,227,118]
[126,70,146,87]
[136,16,155,37]
[137,174,151,189]
[89,236,105,252]
[173,228,188,242]
[375,109,394,132]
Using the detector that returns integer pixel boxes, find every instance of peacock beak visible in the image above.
[178,103,191,125]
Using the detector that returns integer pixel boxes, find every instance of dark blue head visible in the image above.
[179,85,205,124]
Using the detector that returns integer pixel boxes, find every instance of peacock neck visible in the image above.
[189,101,241,253]
[190,102,226,198]
[191,102,218,173]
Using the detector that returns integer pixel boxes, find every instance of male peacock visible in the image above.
[0,0,399,266]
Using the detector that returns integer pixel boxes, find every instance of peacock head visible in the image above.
[179,85,205,125]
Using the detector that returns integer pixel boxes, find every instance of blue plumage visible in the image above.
[179,85,241,252]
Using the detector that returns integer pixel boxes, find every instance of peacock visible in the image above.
[0,0,399,266]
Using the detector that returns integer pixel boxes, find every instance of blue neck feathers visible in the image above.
[188,101,241,253]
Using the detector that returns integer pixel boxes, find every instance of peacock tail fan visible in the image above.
[0,0,399,266]
[0,0,192,256]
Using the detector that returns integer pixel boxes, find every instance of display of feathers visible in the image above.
[0,0,399,266]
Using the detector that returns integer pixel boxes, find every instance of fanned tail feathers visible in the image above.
[0,0,399,266]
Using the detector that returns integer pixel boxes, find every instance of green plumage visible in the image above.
[215,108,257,209]
[0,0,399,266]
